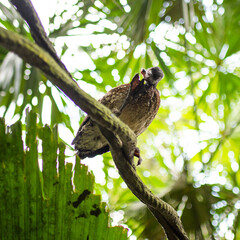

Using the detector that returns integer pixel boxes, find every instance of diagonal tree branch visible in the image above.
[0,25,188,240]
[0,26,136,160]
[0,24,187,239]
[9,0,72,79]
[99,126,188,240]
[0,1,189,238]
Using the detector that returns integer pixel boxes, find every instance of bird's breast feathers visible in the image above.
[118,85,160,136]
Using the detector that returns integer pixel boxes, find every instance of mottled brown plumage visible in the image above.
[72,67,164,162]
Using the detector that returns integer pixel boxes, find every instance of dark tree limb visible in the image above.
[0,1,189,238]
[99,126,188,240]
[0,25,188,240]
[0,26,136,161]
[10,0,71,78]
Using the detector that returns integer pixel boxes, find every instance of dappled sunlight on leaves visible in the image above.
[1,0,240,238]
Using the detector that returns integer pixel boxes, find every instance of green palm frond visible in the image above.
[0,109,128,240]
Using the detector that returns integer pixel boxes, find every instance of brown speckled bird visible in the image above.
[72,67,164,164]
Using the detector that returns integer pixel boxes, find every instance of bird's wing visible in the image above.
[74,73,140,137]
[71,83,130,157]
[100,73,140,113]
[99,84,130,111]
[72,82,131,145]
[72,73,141,159]
[71,115,90,145]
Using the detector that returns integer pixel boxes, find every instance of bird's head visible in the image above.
[141,67,164,87]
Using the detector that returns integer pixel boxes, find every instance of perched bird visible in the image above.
[72,67,164,164]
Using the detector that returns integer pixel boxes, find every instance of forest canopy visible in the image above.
[0,0,240,239]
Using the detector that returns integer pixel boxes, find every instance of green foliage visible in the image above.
[1,0,240,239]
[0,109,128,240]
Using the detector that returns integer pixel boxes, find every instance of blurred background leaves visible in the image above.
[1,0,240,239]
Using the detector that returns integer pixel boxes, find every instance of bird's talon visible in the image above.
[134,147,143,166]
[137,157,143,166]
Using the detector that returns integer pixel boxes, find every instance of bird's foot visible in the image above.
[134,147,143,166]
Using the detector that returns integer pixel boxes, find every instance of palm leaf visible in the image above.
[0,109,128,240]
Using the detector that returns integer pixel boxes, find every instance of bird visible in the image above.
[72,66,164,165]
